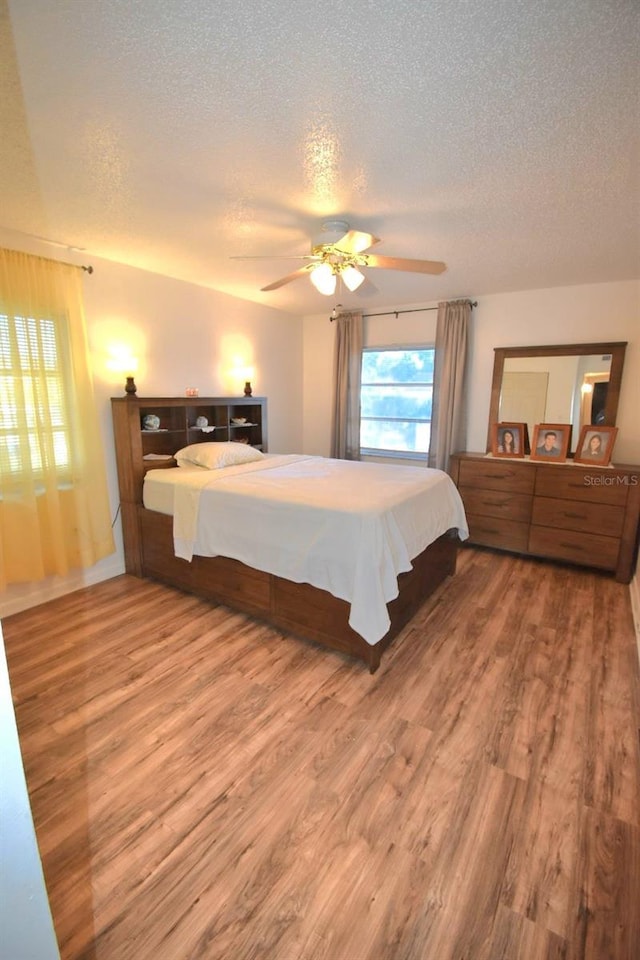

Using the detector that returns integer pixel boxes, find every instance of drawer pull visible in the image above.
[564,511,587,520]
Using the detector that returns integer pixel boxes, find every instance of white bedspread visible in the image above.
[143,455,468,645]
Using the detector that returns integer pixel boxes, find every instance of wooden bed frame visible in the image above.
[139,506,457,672]
[111,396,459,672]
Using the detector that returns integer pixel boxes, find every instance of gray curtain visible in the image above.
[428,299,471,472]
[331,311,363,460]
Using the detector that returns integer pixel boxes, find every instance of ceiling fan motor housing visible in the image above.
[312,219,351,251]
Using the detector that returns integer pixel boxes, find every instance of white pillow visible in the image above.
[175,441,264,470]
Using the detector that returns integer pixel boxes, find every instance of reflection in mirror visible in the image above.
[500,354,612,451]
[487,342,627,455]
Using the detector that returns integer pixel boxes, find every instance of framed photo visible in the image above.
[530,423,571,462]
[491,422,527,459]
[574,425,618,466]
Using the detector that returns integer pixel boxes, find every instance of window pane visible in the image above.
[46,376,66,426]
[53,431,70,468]
[361,349,434,384]
[360,346,434,457]
[0,378,19,427]
[0,316,10,366]
[361,419,431,453]
[361,384,432,419]
[0,435,22,473]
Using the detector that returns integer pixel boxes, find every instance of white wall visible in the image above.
[0,231,303,617]
[303,280,639,463]
[0,623,60,960]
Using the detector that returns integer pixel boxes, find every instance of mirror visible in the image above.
[487,342,627,454]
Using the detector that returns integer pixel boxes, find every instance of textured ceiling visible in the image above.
[2,0,638,315]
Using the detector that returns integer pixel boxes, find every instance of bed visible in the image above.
[133,443,468,672]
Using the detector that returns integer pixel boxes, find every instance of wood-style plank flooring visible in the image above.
[3,547,640,960]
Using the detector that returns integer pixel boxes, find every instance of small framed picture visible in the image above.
[491,422,527,459]
[530,423,571,462]
[574,425,618,466]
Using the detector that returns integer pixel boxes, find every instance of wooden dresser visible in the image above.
[449,453,640,583]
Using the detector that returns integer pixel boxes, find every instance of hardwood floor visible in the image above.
[3,547,640,960]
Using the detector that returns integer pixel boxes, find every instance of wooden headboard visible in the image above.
[111,395,267,572]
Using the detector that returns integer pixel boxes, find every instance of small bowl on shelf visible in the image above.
[142,414,161,431]
[231,417,247,425]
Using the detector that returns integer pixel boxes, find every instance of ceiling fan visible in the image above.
[232,220,446,296]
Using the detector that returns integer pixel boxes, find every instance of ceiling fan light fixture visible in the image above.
[341,264,365,291]
[310,261,336,295]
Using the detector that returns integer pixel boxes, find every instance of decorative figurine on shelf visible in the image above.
[244,381,252,397]
[125,376,137,396]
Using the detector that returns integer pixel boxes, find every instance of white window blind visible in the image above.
[0,314,72,475]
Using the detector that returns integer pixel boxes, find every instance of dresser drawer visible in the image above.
[528,525,620,571]
[458,459,535,495]
[466,514,530,553]
[460,487,532,523]
[534,466,629,506]
[532,496,625,538]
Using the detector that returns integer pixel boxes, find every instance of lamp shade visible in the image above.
[341,265,365,291]
[310,262,337,295]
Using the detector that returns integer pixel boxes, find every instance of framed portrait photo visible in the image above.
[574,425,618,466]
[530,423,571,462]
[491,422,527,459]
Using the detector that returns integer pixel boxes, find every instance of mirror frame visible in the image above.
[487,341,627,453]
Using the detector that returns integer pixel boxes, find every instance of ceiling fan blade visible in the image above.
[260,265,314,291]
[334,230,380,254]
[365,255,446,275]
[231,254,319,261]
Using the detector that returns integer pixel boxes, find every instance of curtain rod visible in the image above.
[329,300,477,321]
[364,300,477,319]
[42,256,93,274]
[2,238,94,274]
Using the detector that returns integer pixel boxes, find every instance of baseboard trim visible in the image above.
[0,557,126,619]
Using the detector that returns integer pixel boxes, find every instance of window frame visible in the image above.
[359,343,435,460]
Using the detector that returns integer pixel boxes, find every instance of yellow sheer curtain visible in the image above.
[0,247,115,587]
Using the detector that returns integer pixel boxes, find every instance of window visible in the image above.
[0,313,72,476]
[360,347,434,458]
